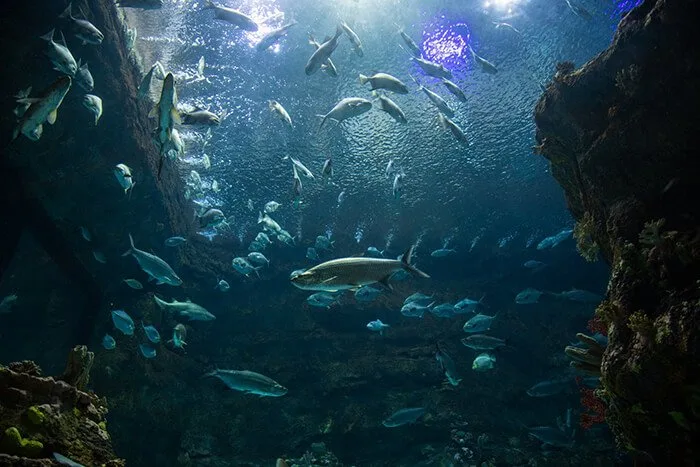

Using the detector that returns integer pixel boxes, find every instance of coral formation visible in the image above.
[0,346,124,466]
[535,0,700,461]
[574,211,600,262]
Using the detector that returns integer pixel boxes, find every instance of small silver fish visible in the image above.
[83,94,102,125]
[123,278,144,289]
[269,100,292,128]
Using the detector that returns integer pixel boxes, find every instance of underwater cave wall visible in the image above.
[535,0,700,463]
[0,0,230,364]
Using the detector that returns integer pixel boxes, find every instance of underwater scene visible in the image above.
[4,0,699,465]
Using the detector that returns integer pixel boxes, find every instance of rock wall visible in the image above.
[534,0,700,463]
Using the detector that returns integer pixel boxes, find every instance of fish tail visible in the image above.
[58,3,73,20]
[40,29,55,42]
[257,211,264,224]
[359,73,368,85]
[318,114,328,129]
[121,233,135,256]
[401,245,430,278]
[334,25,344,39]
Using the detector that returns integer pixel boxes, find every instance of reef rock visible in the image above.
[0,346,124,466]
[535,0,700,463]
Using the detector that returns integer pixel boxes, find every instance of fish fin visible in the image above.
[47,109,58,125]
[148,106,157,118]
[40,29,55,42]
[121,233,135,256]
[401,245,430,278]
[321,276,338,284]
[12,126,20,141]
[58,30,68,48]
[358,73,368,85]
[377,276,393,291]
[58,2,73,20]
[171,106,181,124]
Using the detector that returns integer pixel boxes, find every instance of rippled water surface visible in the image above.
[126,0,635,250]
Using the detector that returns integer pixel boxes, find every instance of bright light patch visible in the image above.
[422,19,471,67]
[240,3,285,52]
[484,0,518,11]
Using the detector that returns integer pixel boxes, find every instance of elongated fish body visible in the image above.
[438,113,467,145]
[181,109,220,125]
[376,94,407,123]
[382,407,426,427]
[291,245,428,292]
[359,73,408,94]
[320,97,372,128]
[150,73,180,147]
[412,57,451,79]
[468,45,498,74]
[59,3,104,45]
[269,100,292,127]
[398,29,421,57]
[154,296,214,320]
[13,76,71,141]
[257,21,297,51]
[305,27,344,75]
[40,29,78,76]
[290,157,314,179]
[123,234,182,285]
[341,22,363,57]
[204,1,258,31]
[419,86,454,117]
[441,79,467,102]
[205,369,287,396]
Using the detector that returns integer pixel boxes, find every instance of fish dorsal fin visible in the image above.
[58,30,68,48]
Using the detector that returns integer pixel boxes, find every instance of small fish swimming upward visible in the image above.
[123,234,182,286]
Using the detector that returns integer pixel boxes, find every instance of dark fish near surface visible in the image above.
[382,407,426,427]
[291,245,429,292]
[181,109,220,125]
[526,379,575,397]
[203,1,258,31]
[205,369,287,396]
[257,21,297,51]
[305,26,343,75]
[375,94,407,123]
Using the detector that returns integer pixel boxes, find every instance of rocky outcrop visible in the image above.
[534,0,700,463]
[0,346,123,466]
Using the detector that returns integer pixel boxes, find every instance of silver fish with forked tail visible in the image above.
[291,245,429,292]
[122,234,182,286]
[204,369,287,397]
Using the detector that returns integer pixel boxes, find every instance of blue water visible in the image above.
[127,0,635,251]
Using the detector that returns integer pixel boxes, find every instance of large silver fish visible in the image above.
[308,34,338,77]
[122,234,182,286]
[359,73,408,94]
[204,369,287,397]
[341,21,363,57]
[203,1,258,31]
[149,73,180,146]
[13,76,72,141]
[305,26,343,75]
[40,29,78,76]
[468,44,498,74]
[291,245,429,292]
[438,113,468,145]
[59,3,104,45]
[411,57,451,79]
[375,94,407,123]
[319,97,372,128]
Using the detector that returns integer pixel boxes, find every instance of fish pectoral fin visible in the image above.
[321,276,338,284]
[377,275,394,291]
[47,109,58,125]
[171,106,181,124]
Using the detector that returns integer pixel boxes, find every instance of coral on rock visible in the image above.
[535,0,700,462]
[0,346,124,466]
